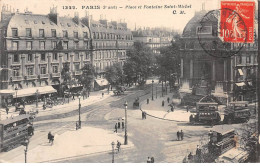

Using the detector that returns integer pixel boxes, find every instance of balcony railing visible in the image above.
[12,76,23,81]
[73,71,82,75]
[52,73,61,78]
[27,75,37,80]
[40,74,49,78]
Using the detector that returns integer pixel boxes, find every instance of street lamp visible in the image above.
[22,138,29,163]
[15,87,18,104]
[111,141,115,163]
[124,101,128,145]
[78,95,81,129]
[156,86,157,99]
[35,89,39,108]
[152,80,154,100]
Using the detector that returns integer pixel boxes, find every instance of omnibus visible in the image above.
[189,102,221,125]
[223,101,251,124]
[0,115,33,152]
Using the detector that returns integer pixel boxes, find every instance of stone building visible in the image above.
[132,28,174,54]
[84,15,133,89]
[179,9,258,102]
[0,6,133,106]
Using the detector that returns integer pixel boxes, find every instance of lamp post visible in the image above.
[15,87,18,104]
[152,80,154,100]
[35,89,39,108]
[78,95,81,129]
[124,101,128,145]
[156,86,157,99]
[22,139,29,163]
[111,141,115,163]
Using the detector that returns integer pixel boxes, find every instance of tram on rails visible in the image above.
[0,114,33,152]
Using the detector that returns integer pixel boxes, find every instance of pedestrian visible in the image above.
[76,121,79,130]
[48,132,52,143]
[177,131,180,141]
[50,134,54,145]
[171,106,174,112]
[117,119,121,129]
[122,120,124,129]
[102,92,104,97]
[162,100,164,107]
[5,107,9,115]
[142,111,144,119]
[144,111,147,119]
[167,97,170,103]
[196,145,202,162]
[22,99,25,108]
[186,105,189,112]
[116,140,121,152]
[180,130,184,140]
[151,157,154,163]
[114,123,118,133]
[188,152,193,160]
[147,98,149,104]
[72,94,75,100]
[147,157,151,163]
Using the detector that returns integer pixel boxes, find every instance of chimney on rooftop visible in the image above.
[73,12,79,24]
[48,6,58,24]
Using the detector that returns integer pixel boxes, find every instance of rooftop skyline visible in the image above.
[0,0,258,32]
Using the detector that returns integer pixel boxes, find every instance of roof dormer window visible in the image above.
[34,21,37,24]
[67,23,71,27]
[25,20,29,24]
[60,23,64,26]
[42,21,45,24]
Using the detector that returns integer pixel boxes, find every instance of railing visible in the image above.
[27,75,37,80]
[12,76,23,81]
[74,71,82,75]
[40,74,49,78]
[52,73,61,77]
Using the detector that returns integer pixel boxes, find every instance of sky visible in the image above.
[0,0,257,32]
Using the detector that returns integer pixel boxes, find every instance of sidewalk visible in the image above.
[141,93,192,122]
[6,126,133,163]
[0,89,112,121]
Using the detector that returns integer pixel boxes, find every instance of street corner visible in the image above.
[9,126,134,163]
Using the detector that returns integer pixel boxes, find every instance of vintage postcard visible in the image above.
[0,0,258,163]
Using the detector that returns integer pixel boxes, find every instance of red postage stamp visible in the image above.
[219,1,255,43]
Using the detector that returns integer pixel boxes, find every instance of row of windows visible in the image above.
[92,32,132,40]
[236,55,257,64]
[12,53,90,63]
[11,41,89,50]
[12,63,81,77]
[95,61,117,70]
[12,28,89,39]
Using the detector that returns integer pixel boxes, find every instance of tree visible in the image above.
[61,62,72,92]
[124,41,154,86]
[156,40,181,90]
[104,63,125,87]
[79,63,96,94]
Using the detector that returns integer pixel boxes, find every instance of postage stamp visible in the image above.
[219,1,255,43]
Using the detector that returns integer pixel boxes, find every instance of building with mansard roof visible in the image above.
[132,27,174,54]
[0,6,133,107]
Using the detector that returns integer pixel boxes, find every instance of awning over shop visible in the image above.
[238,69,244,76]
[95,79,109,86]
[0,89,15,96]
[235,82,245,87]
[13,86,57,98]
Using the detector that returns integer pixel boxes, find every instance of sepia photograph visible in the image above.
[0,0,258,163]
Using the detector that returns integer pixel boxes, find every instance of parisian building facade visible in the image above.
[0,6,133,106]
[132,27,174,54]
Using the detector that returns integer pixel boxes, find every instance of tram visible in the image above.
[0,115,33,152]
